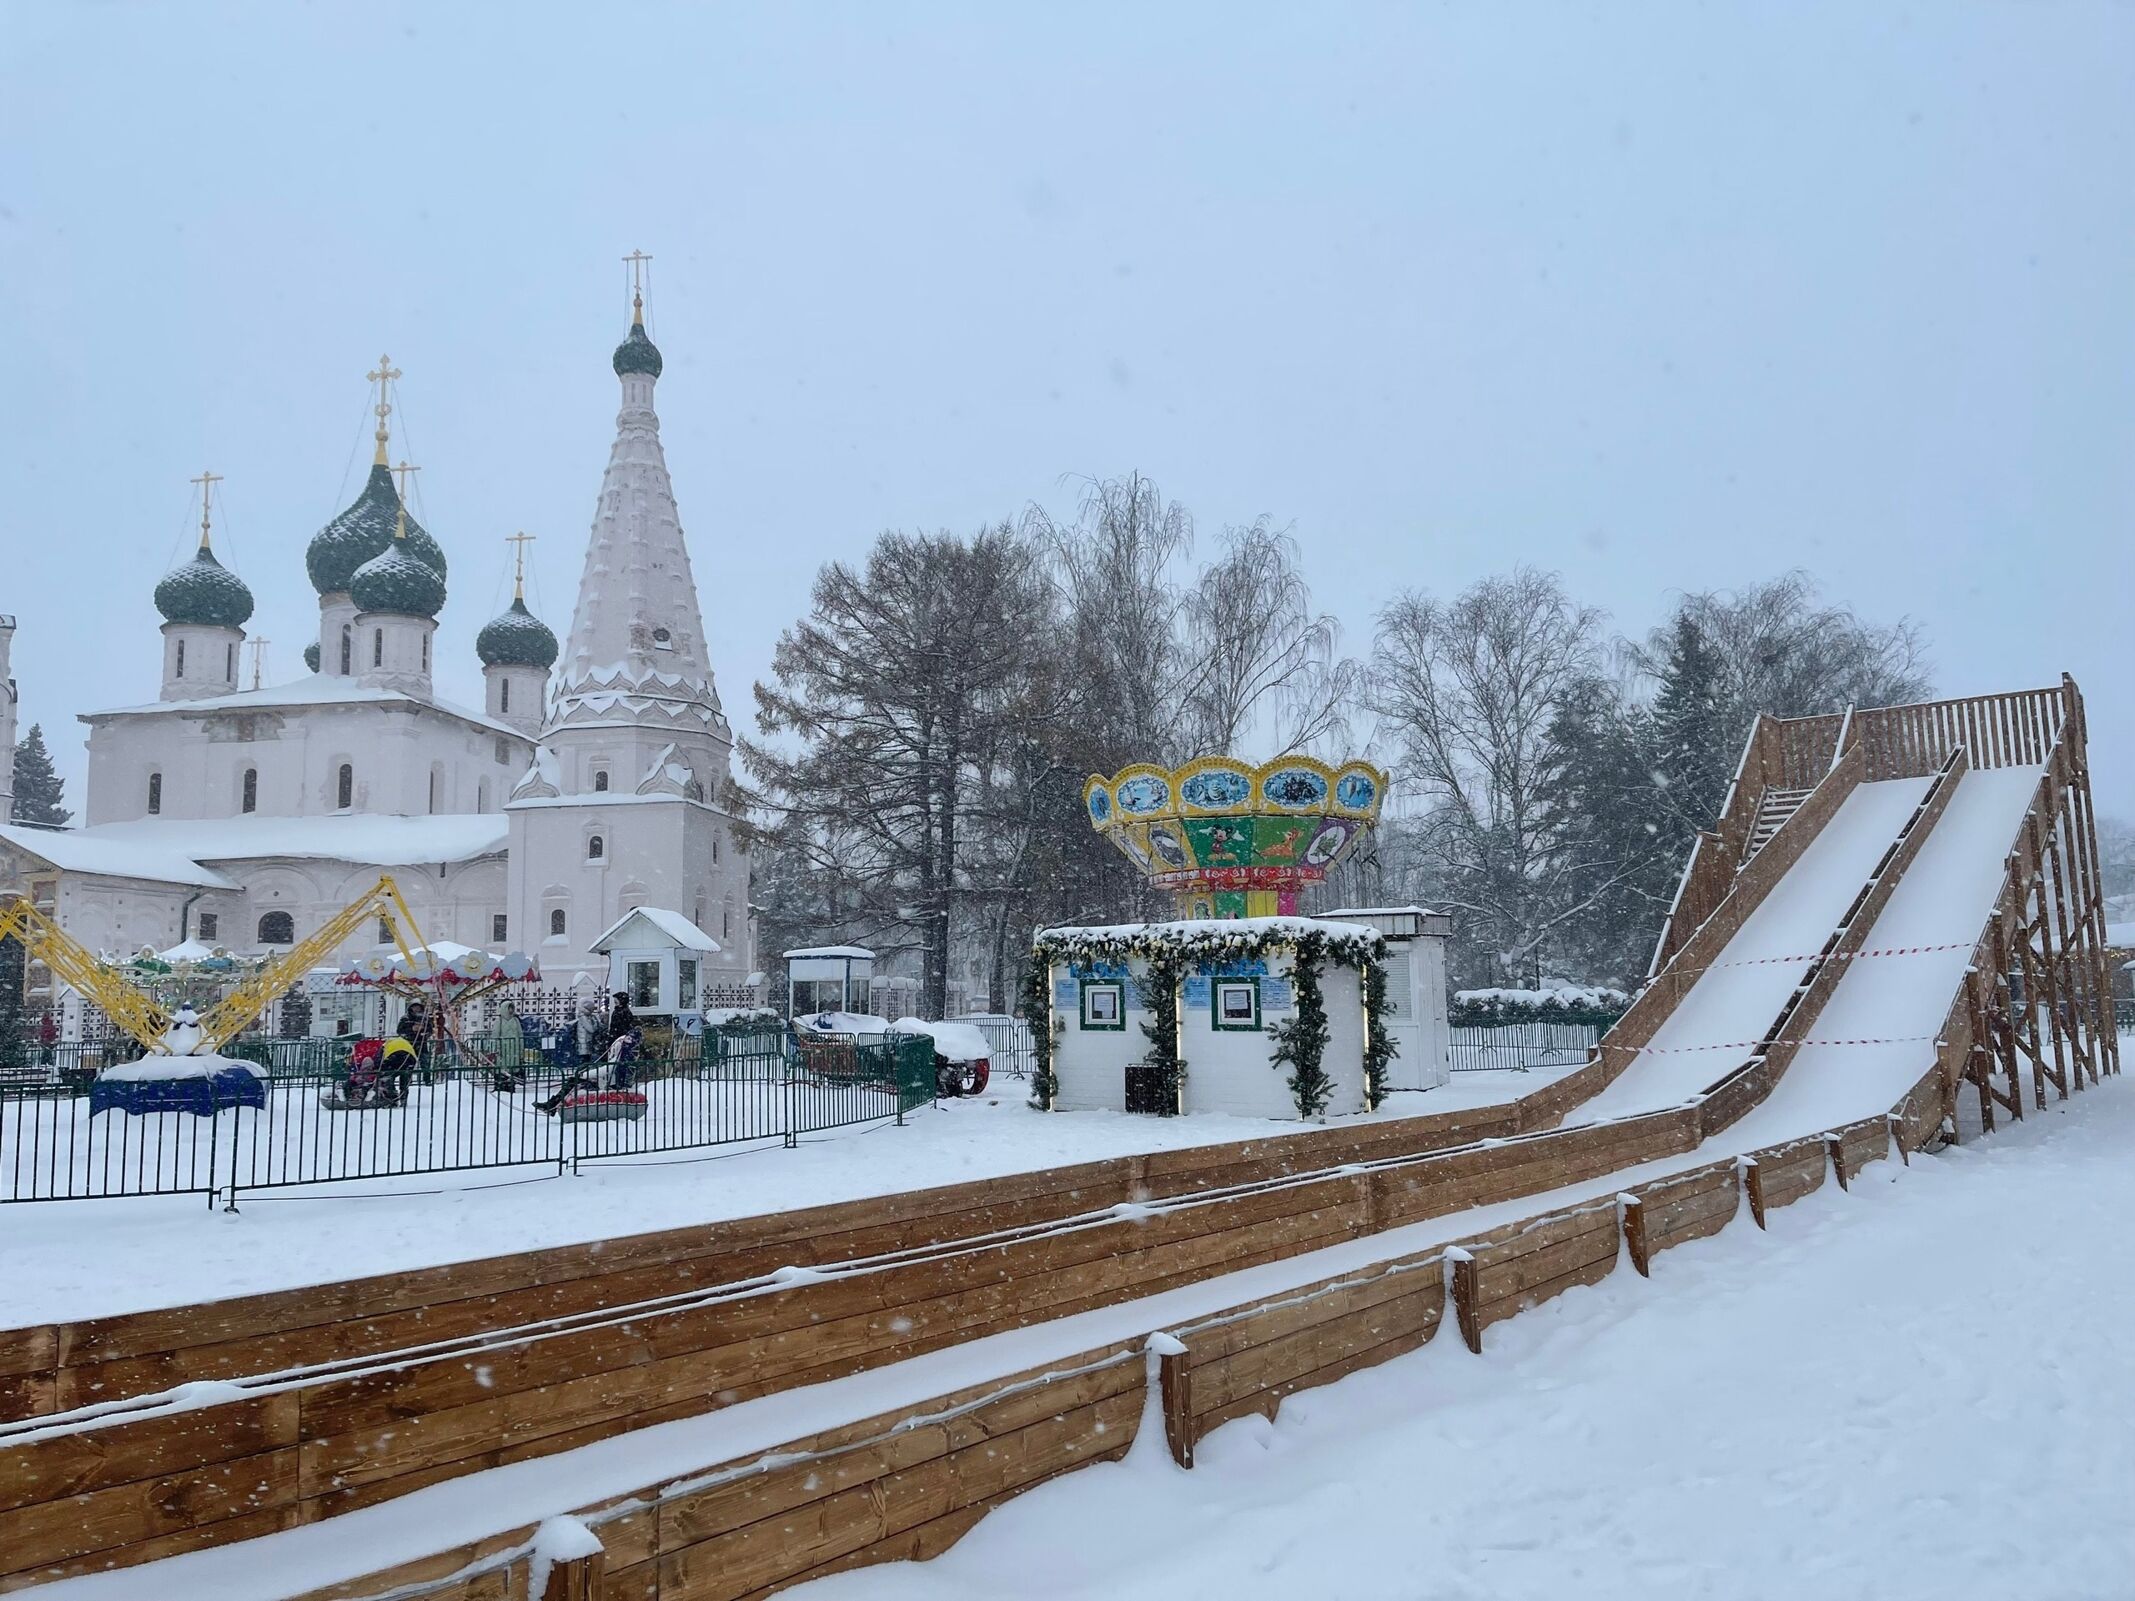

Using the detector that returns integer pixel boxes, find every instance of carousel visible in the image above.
[1082,754,1388,917]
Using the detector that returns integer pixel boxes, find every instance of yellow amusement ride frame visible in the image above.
[0,875,427,1056]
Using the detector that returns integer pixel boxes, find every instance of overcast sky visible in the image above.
[3,3,2129,812]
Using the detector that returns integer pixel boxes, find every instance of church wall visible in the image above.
[81,701,529,826]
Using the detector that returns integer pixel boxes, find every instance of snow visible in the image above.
[783,945,877,960]
[156,937,219,962]
[1040,915,1378,943]
[890,1018,993,1062]
[1455,984,1629,1008]
[1316,905,1443,919]
[589,906,722,953]
[36,1069,2130,1601]
[19,812,510,876]
[795,1010,893,1036]
[1724,766,2044,1143]
[0,822,235,889]
[97,1053,261,1083]
[1582,776,1933,1118]
[783,1073,2135,1601]
[0,1081,1546,1325]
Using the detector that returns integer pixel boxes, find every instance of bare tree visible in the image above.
[1631,571,1933,726]
[1179,520,1360,756]
[1369,568,1614,983]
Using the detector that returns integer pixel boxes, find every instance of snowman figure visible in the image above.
[159,1003,206,1057]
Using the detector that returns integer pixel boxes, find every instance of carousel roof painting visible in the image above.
[1082,755,1387,896]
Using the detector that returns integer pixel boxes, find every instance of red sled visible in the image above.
[557,1089,648,1124]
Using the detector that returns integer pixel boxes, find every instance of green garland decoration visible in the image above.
[1020,947,1058,1110]
[1361,959,1400,1110]
[1135,946,1188,1114]
[1267,932,1333,1119]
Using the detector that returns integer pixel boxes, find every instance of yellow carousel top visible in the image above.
[1082,755,1388,916]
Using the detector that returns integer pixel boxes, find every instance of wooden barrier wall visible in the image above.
[273,1092,1944,1601]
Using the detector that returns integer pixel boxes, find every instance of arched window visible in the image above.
[336,763,353,810]
[225,642,236,680]
[241,768,257,814]
[499,678,510,714]
[549,908,567,937]
[372,628,383,668]
[257,911,295,945]
[477,778,489,812]
[174,639,186,679]
[146,772,162,815]
[586,835,605,861]
[428,768,441,814]
[592,770,610,793]
[338,626,352,675]
[710,834,719,862]
[420,633,430,672]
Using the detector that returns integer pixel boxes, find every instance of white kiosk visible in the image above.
[591,908,723,1015]
[1316,906,1452,1091]
[784,945,876,1016]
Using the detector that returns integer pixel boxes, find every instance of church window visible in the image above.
[586,835,605,861]
[477,779,490,812]
[494,739,512,765]
[373,629,383,667]
[652,627,672,651]
[146,772,162,815]
[549,908,567,937]
[499,678,510,714]
[257,911,295,945]
[722,905,732,940]
[174,640,186,679]
[711,834,719,863]
[337,764,354,810]
[197,913,218,941]
[226,642,236,680]
[428,769,441,813]
[339,627,352,675]
[492,914,508,943]
[421,633,430,672]
[241,768,257,813]
[592,770,610,792]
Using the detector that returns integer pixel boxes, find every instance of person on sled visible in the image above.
[536,1020,642,1114]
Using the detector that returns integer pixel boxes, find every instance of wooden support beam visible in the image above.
[1741,1159,1767,1231]
[1157,1340,1194,1470]
[1620,1195,1651,1279]
[1448,1252,1481,1354]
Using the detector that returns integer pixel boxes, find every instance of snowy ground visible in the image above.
[792,1065,2135,1601]
[0,1069,1569,1324]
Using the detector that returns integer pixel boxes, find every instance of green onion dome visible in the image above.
[306,463,449,595]
[476,595,559,670]
[303,641,321,673]
[612,317,663,379]
[349,538,446,618]
[153,544,254,629]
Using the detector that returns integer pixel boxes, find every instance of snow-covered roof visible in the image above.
[784,945,875,960]
[81,676,531,745]
[1039,915,1379,943]
[589,906,722,953]
[0,823,235,889]
[54,813,510,870]
[891,1017,992,1062]
[157,938,219,961]
[1317,905,1444,920]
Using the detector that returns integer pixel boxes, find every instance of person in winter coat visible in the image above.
[574,998,604,1064]
[608,991,638,1042]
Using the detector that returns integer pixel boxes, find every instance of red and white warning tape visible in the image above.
[1627,1033,1939,1056]
[1662,941,1971,980]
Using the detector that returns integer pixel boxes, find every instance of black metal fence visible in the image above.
[1447,1023,1600,1073]
[0,1030,937,1207]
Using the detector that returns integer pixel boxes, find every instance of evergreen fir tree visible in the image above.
[11,725,70,826]
[1648,614,1731,837]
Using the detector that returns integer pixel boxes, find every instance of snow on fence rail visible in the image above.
[0,1032,936,1207]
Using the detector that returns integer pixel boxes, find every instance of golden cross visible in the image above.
[623,249,651,320]
[368,354,401,462]
[389,459,419,539]
[246,635,270,690]
[190,469,223,548]
[506,530,536,599]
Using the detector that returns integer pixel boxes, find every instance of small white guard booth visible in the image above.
[591,908,723,1015]
[784,946,876,1016]
[1315,906,1452,1091]
[1037,917,1388,1120]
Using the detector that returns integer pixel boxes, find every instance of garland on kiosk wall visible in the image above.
[1137,945,1188,1113]
[1361,959,1399,1110]
[1020,947,1058,1110]
[1267,932,1333,1119]
[1031,919,1389,1121]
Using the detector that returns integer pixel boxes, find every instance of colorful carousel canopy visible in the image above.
[1083,755,1388,917]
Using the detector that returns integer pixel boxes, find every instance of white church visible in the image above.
[0,284,757,1026]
